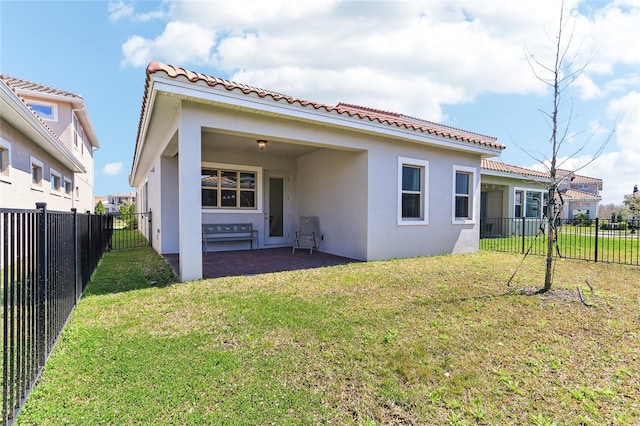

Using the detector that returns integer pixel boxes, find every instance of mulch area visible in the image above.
[163,247,359,279]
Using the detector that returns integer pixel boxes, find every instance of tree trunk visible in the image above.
[543,185,556,292]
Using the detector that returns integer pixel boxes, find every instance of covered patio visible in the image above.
[163,247,359,279]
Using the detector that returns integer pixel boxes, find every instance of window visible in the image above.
[452,165,476,223]
[64,177,73,197]
[50,168,62,195]
[72,113,84,152]
[398,157,429,225]
[201,168,257,209]
[455,173,470,218]
[75,185,80,201]
[514,188,546,218]
[27,101,57,121]
[31,156,43,191]
[0,139,10,183]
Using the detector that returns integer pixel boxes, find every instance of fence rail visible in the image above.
[480,217,639,266]
[1,205,113,425]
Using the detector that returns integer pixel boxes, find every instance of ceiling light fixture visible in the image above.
[257,139,267,150]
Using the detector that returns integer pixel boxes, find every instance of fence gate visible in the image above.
[108,211,152,251]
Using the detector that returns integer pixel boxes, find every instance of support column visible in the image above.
[177,107,203,281]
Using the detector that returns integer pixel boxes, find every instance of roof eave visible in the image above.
[1,82,85,173]
[150,72,503,154]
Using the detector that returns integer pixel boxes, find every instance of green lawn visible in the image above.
[481,231,640,265]
[16,248,640,425]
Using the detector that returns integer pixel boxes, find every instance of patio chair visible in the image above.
[293,216,317,254]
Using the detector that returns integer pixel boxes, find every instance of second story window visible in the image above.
[27,101,58,121]
[72,113,84,152]
[0,138,10,183]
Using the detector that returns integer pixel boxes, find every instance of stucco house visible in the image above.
[129,62,505,281]
[480,158,602,236]
[0,75,99,212]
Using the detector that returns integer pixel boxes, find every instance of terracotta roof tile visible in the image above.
[482,159,603,191]
[0,74,63,141]
[139,61,505,151]
[0,74,82,100]
[560,188,602,201]
[557,169,603,188]
[481,159,550,179]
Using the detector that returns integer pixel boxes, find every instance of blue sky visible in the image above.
[1,0,638,205]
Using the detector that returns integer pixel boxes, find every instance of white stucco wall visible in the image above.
[1,119,78,211]
[296,149,368,260]
[366,139,481,260]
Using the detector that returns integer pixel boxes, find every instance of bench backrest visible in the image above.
[203,223,253,234]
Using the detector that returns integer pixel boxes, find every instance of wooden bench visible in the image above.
[202,223,259,253]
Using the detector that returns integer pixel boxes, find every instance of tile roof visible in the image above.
[482,159,603,189]
[141,61,504,150]
[0,74,82,100]
[560,188,602,201]
[557,169,603,188]
[0,75,62,141]
[481,159,550,179]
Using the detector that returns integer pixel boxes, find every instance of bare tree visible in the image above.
[525,1,613,293]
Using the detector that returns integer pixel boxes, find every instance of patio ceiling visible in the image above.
[201,130,321,158]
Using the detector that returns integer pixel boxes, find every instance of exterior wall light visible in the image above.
[257,139,267,150]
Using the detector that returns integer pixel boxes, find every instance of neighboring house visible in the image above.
[480,158,602,236]
[0,75,99,212]
[101,192,136,214]
[129,61,505,281]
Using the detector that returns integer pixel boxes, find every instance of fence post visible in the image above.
[521,216,526,254]
[71,208,79,302]
[148,210,152,247]
[35,202,47,368]
[594,217,599,263]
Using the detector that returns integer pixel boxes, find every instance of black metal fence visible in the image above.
[480,217,640,266]
[108,212,152,250]
[1,205,113,425]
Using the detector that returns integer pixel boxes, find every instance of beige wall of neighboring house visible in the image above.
[0,75,99,212]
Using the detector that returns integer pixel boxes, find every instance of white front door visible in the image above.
[264,172,289,246]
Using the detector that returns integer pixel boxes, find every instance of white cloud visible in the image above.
[108,0,168,22]
[117,0,639,201]
[102,162,123,176]
[121,21,215,67]
[118,1,639,114]
[108,1,134,22]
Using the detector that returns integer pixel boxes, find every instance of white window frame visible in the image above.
[50,168,62,196]
[30,156,44,192]
[201,162,263,213]
[72,113,85,153]
[75,185,80,201]
[514,187,546,218]
[0,138,11,184]
[397,156,429,226]
[27,100,58,122]
[63,176,73,198]
[452,165,476,225]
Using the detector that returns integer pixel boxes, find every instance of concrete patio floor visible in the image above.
[163,247,359,279]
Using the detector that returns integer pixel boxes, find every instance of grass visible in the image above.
[109,228,149,250]
[16,248,640,425]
